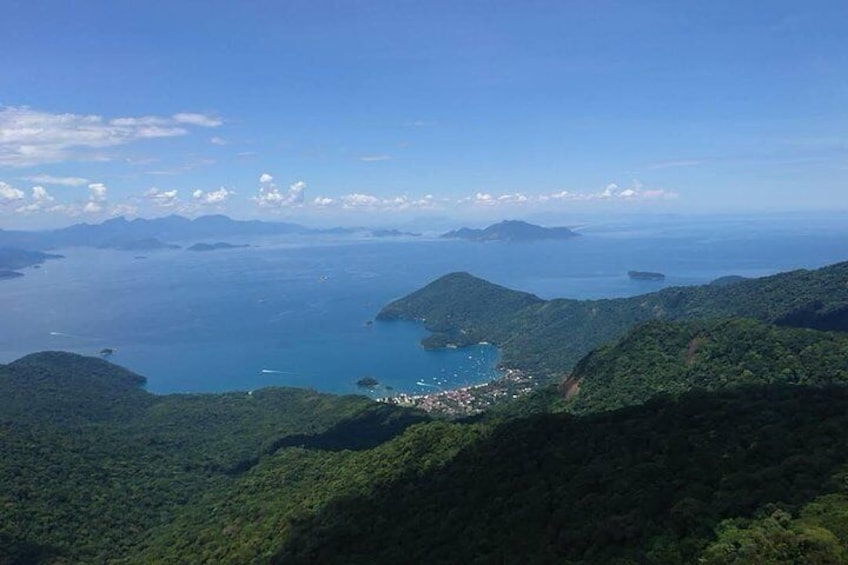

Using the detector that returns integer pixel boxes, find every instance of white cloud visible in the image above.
[313,196,335,206]
[134,126,187,139]
[210,136,226,145]
[172,113,222,127]
[0,106,222,167]
[253,177,305,208]
[600,183,619,198]
[359,155,392,162]
[342,193,381,207]
[458,192,496,206]
[111,203,138,217]
[589,180,676,201]
[110,116,168,127]
[497,192,529,203]
[83,201,103,214]
[144,187,179,208]
[22,174,89,186]
[539,190,571,201]
[32,185,55,204]
[457,181,678,207]
[16,185,58,213]
[192,186,231,204]
[88,182,107,202]
[0,181,25,202]
[312,192,440,212]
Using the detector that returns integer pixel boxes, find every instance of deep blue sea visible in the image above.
[2,212,848,396]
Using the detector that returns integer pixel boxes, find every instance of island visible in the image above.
[0,247,64,280]
[370,229,420,238]
[99,238,180,251]
[187,242,251,252]
[441,220,578,242]
[628,270,665,281]
[356,377,380,388]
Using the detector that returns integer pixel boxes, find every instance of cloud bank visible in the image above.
[0,106,222,167]
[252,174,306,208]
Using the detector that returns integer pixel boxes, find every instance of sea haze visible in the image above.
[1,213,847,395]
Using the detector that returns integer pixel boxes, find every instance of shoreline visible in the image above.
[378,368,542,417]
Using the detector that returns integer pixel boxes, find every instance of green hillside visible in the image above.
[272,385,848,564]
[5,260,848,563]
[564,318,848,414]
[378,261,848,378]
[0,352,427,563]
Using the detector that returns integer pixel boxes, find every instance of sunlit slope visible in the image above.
[564,318,848,414]
[378,261,848,377]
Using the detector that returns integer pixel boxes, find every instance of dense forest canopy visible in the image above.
[3,259,848,563]
[378,261,848,378]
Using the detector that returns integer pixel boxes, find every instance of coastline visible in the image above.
[379,368,542,417]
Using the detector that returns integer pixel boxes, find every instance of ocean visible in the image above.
[2,212,847,396]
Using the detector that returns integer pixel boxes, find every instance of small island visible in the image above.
[628,270,665,281]
[187,242,251,252]
[441,220,578,242]
[100,238,181,251]
[370,229,420,238]
[356,377,380,388]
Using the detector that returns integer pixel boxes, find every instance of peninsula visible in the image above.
[0,247,64,280]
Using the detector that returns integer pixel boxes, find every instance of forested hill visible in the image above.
[272,385,848,564]
[6,324,848,561]
[378,260,848,377]
[0,352,429,564]
[564,318,848,414]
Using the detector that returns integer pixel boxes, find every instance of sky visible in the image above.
[0,0,846,228]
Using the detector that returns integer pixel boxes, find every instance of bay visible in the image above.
[1,212,847,395]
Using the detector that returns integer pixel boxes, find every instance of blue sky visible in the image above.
[1,0,846,228]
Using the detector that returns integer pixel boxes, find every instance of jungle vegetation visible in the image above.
[4,260,848,563]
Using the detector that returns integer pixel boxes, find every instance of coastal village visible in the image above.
[379,368,540,417]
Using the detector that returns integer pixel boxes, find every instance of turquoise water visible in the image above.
[1,212,847,395]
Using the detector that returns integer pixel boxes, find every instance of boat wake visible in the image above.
[416,380,440,388]
[261,369,294,375]
[50,331,100,340]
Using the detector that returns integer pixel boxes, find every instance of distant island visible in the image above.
[441,220,578,242]
[0,214,307,251]
[0,248,64,280]
[628,270,665,281]
[187,242,251,252]
[356,377,380,388]
[370,229,420,238]
[99,238,181,251]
